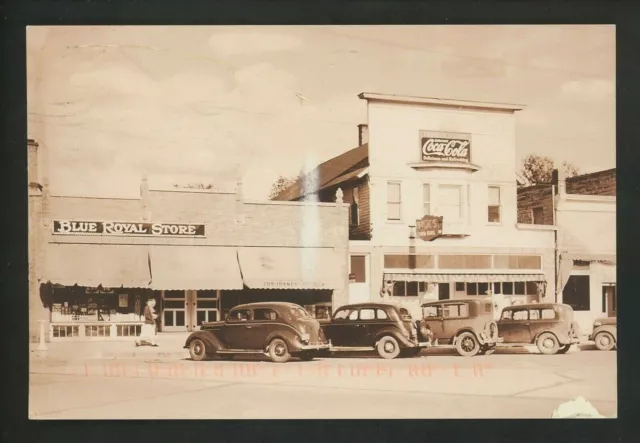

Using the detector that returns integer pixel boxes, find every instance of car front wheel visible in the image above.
[268,338,291,363]
[189,338,208,361]
[536,332,560,355]
[376,336,401,359]
[455,332,480,357]
[594,332,615,351]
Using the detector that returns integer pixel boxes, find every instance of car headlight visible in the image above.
[300,333,310,342]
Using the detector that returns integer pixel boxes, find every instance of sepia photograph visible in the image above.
[27,25,616,419]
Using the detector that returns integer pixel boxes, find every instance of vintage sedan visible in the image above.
[497,303,580,355]
[322,303,431,359]
[184,302,330,363]
[589,317,617,351]
[418,299,501,357]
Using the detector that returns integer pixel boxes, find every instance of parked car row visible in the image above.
[184,300,616,363]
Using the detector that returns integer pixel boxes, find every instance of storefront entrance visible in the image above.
[161,290,220,332]
[349,255,370,304]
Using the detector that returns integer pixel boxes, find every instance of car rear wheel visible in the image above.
[268,338,291,363]
[376,336,402,359]
[536,332,560,355]
[189,339,208,361]
[594,332,615,351]
[455,332,480,357]
[557,344,571,354]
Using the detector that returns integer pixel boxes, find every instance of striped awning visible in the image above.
[383,273,546,283]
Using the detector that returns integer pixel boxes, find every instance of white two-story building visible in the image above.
[276,93,556,318]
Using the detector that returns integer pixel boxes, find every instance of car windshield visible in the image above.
[289,307,311,319]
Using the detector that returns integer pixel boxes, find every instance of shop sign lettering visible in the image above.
[420,131,471,163]
[416,215,443,242]
[52,220,206,237]
[261,281,327,289]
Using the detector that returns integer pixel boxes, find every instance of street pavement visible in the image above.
[29,336,617,419]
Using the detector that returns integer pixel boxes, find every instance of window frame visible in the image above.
[437,183,464,221]
[487,185,502,224]
[386,181,402,222]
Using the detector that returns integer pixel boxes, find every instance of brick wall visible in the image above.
[516,184,554,225]
[566,168,616,196]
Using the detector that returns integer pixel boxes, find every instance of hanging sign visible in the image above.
[52,220,206,237]
[420,130,471,163]
[416,215,443,241]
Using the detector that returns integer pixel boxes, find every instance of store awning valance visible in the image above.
[561,253,616,265]
[383,273,547,283]
[238,247,343,290]
[45,244,151,288]
[149,246,243,290]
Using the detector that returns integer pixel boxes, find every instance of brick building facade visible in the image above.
[28,140,350,342]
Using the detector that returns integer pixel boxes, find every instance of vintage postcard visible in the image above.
[27,25,616,419]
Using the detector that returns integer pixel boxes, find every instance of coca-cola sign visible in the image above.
[420,131,471,163]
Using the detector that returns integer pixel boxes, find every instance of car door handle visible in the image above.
[245,325,253,329]
[524,322,530,326]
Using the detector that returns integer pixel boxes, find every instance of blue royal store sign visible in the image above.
[52,220,206,237]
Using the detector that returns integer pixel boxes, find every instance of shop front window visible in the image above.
[391,281,428,297]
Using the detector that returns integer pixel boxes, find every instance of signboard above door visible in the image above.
[420,130,471,163]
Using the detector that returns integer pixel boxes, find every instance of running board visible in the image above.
[216,349,262,354]
[330,346,375,352]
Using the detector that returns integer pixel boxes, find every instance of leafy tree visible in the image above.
[269,174,302,200]
[519,155,580,187]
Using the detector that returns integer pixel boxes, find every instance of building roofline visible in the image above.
[358,92,525,112]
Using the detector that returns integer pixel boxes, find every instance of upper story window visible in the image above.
[387,182,402,221]
[437,184,463,220]
[488,186,501,223]
[423,184,431,216]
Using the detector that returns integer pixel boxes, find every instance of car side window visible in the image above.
[541,308,556,320]
[253,308,278,321]
[376,309,389,320]
[228,309,251,323]
[359,309,375,320]
[529,309,540,320]
[512,309,528,321]
[423,306,442,318]
[443,304,468,318]
[501,310,513,320]
[348,310,359,321]
[333,309,351,320]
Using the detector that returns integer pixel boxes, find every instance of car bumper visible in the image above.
[298,343,331,351]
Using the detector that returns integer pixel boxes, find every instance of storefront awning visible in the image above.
[45,243,151,288]
[149,246,243,290]
[237,247,343,290]
[561,253,616,265]
[383,273,547,283]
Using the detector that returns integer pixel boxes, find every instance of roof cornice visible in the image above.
[358,92,525,112]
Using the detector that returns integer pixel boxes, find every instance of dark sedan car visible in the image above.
[321,303,431,359]
[184,302,330,363]
[589,317,617,351]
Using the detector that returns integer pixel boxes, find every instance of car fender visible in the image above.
[184,330,224,354]
[263,329,300,352]
[593,325,617,342]
[374,327,414,348]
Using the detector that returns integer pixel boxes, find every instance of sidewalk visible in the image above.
[29,332,191,363]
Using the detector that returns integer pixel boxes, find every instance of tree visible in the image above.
[519,155,580,187]
[268,174,302,200]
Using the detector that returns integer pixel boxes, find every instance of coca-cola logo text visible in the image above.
[421,137,470,163]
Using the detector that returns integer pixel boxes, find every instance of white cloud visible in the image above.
[208,30,303,56]
[560,79,614,101]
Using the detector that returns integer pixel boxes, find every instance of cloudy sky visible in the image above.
[27,25,615,200]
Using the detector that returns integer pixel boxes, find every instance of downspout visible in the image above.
[552,184,558,303]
